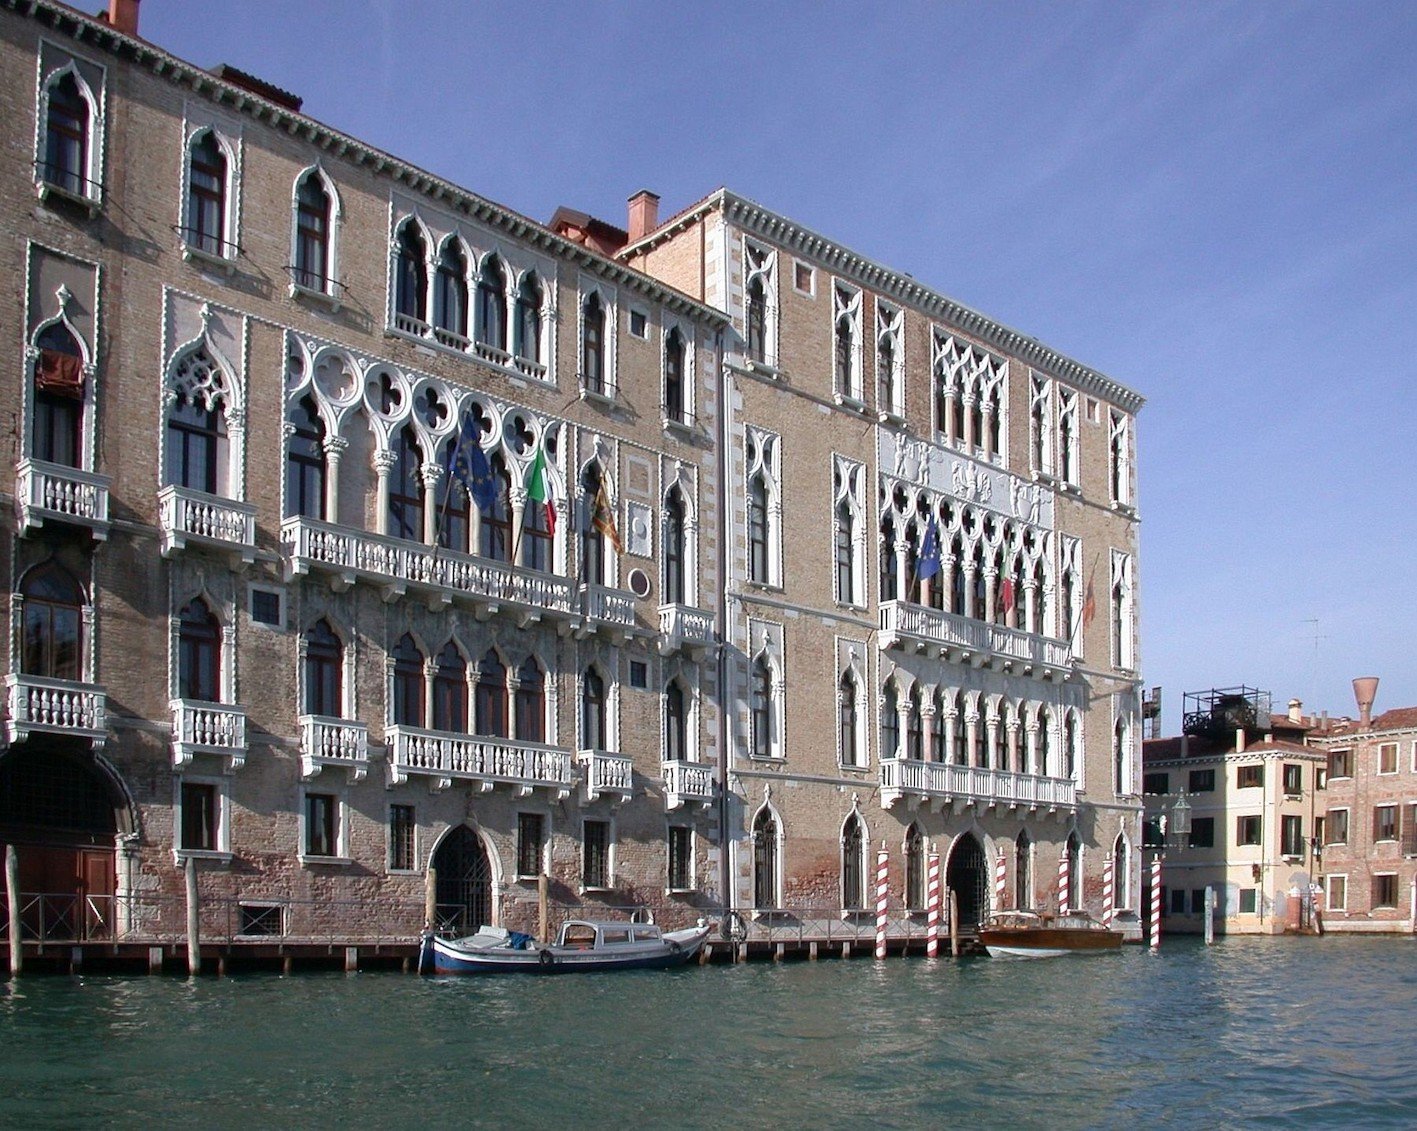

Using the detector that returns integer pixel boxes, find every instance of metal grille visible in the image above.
[0,747,116,837]
[946,834,989,929]
[432,826,491,936]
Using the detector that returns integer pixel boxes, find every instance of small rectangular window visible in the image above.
[629,309,648,339]
[305,792,338,857]
[1373,804,1397,842]
[517,812,545,878]
[1169,888,1187,914]
[1188,768,1216,793]
[1326,875,1346,912]
[668,825,692,891]
[1190,889,1206,914]
[1329,749,1352,778]
[1188,817,1215,849]
[180,782,217,851]
[1378,743,1398,774]
[249,585,284,628]
[1281,814,1304,857]
[1373,874,1398,909]
[628,661,648,690]
[1238,888,1258,914]
[389,804,415,871]
[1282,763,1303,795]
[239,903,283,936]
[1327,809,1349,845]
[583,819,610,889]
[793,260,814,295]
[1142,772,1169,795]
[1236,765,1264,789]
[1236,815,1261,846]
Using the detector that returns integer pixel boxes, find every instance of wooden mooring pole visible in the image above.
[537,873,549,944]
[6,844,21,977]
[949,890,960,957]
[184,854,201,976]
[424,866,437,930]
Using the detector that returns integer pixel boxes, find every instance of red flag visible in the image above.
[592,482,622,554]
[37,349,83,396]
[1081,574,1096,629]
[1000,577,1014,615]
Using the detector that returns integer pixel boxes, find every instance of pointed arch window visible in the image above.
[474,650,508,738]
[881,683,900,761]
[665,680,688,762]
[880,518,898,602]
[1064,711,1080,780]
[165,377,226,495]
[434,242,468,345]
[478,454,512,562]
[285,396,326,520]
[839,670,860,767]
[513,273,543,365]
[750,656,773,759]
[514,657,545,743]
[581,292,605,393]
[521,481,552,573]
[42,71,90,197]
[1114,717,1130,796]
[582,667,607,750]
[389,425,424,542]
[432,642,467,733]
[32,324,83,468]
[580,463,606,585]
[905,823,925,911]
[177,598,221,702]
[293,172,332,292]
[437,435,471,555]
[745,277,767,364]
[20,562,83,680]
[185,131,227,256]
[664,488,686,604]
[394,223,427,329]
[835,500,855,605]
[932,697,947,764]
[303,619,342,717]
[664,327,686,423]
[834,295,856,399]
[392,634,425,727]
[753,808,778,910]
[1015,832,1033,910]
[906,687,924,762]
[476,257,507,352]
[747,471,769,584]
[842,815,867,911]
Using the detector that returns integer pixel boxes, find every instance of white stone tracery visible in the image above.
[933,329,1006,464]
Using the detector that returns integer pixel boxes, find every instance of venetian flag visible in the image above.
[592,481,623,554]
[525,443,557,538]
[1000,576,1015,615]
[1081,572,1097,629]
[916,518,942,582]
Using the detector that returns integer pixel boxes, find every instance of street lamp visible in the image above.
[1169,792,1192,847]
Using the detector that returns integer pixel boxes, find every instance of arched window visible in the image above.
[987,383,1003,458]
[842,814,866,912]
[581,293,605,392]
[839,670,859,767]
[1114,834,1131,910]
[992,710,1007,770]
[581,668,607,750]
[664,488,686,604]
[665,680,688,762]
[877,333,895,412]
[952,701,968,766]
[881,683,900,761]
[437,435,470,554]
[580,463,606,585]
[880,518,897,602]
[32,324,83,468]
[434,241,468,344]
[750,656,773,759]
[1065,711,1080,779]
[834,310,854,397]
[1114,717,1130,796]
[932,696,947,764]
[285,396,325,520]
[165,381,226,494]
[391,634,424,727]
[476,257,507,351]
[1037,709,1052,777]
[906,687,924,762]
[835,500,855,605]
[752,808,778,910]
[293,172,331,292]
[177,598,220,702]
[745,277,767,364]
[1015,832,1033,910]
[389,425,424,542]
[513,273,542,364]
[432,641,467,733]
[514,657,545,743]
[474,650,507,738]
[521,483,552,573]
[185,131,227,256]
[303,619,342,717]
[747,471,769,584]
[20,562,83,680]
[478,455,512,562]
[394,223,427,328]
[664,328,686,423]
[971,545,987,620]
[43,72,89,196]
[905,823,925,911]
[950,536,967,615]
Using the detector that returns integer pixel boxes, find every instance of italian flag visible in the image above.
[525,443,557,538]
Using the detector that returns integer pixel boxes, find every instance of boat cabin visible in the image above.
[556,920,664,949]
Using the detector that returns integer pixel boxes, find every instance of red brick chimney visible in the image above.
[627,190,660,244]
[107,0,141,36]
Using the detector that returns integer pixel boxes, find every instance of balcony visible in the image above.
[299,715,369,783]
[386,726,574,798]
[170,699,248,771]
[15,458,110,540]
[578,748,634,804]
[663,759,714,811]
[878,600,1071,680]
[283,516,576,626]
[4,674,107,746]
[159,485,257,563]
[579,583,638,641]
[658,603,715,658]
[879,758,1076,815]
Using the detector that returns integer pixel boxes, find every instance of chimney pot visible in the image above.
[1353,676,1379,730]
[627,190,660,244]
[1287,698,1303,724]
[107,0,140,35]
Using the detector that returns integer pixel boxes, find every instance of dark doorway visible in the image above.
[945,833,989,930]
[431,824,492,936]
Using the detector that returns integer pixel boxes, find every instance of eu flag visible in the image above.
[917,518,942,582]
[449,418,498,513]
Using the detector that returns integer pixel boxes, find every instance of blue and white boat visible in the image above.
[419,919,711,975]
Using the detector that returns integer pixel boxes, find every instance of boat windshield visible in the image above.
[560,923,597,948]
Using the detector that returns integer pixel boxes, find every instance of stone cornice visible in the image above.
[622,188,1144,415]
[7,0,729,329]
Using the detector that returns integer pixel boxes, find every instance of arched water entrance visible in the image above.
[945,832,989,930]
[0,743,126,940]
[430,825,492,935]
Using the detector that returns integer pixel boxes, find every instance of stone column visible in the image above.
[322,435,347,525]
[421,461,444,545]
[373,449,397,537]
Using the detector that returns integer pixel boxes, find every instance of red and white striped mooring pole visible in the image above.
[1102,853,1115,928]
[1058,852,1070,913]
[1150,854,1163,950]
[994,850,1007,915]
[874,849,890,959]
[926,851,941,957]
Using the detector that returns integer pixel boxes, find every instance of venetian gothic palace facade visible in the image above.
[0,0,1144,949]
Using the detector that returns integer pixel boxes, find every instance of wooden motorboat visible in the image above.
[419,919,712,975]
[978,910,1123,958]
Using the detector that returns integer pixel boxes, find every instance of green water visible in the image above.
[1,938,1413,1129]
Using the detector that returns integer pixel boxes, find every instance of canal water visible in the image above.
[1,937,1413,1129]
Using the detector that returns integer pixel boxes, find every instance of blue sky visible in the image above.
[140,1,1417,729]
